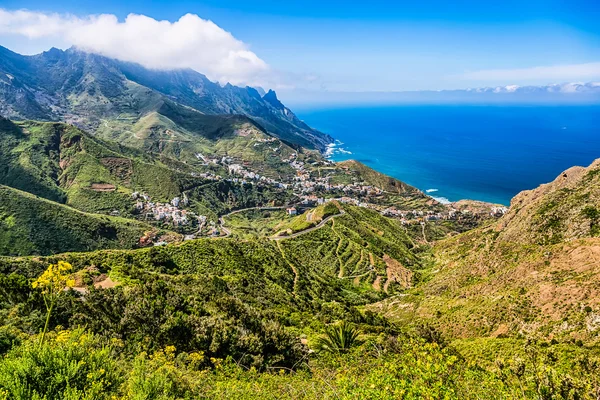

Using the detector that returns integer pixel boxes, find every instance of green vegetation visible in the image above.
[223,209,292,238]
[0,119,196,211]
[2,50,600,397]
[337,160,421,194]
[0,185,162,256]
[2,326,600,398]
[315,321,361,354]
[187,181,293,221]
[275,202,341,235]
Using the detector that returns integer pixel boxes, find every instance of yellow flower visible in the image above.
[32,262,75,296]
[56,330,71,343]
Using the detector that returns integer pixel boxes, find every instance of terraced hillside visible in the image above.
[0,204,421,360]
[373,159,600,345]
[1,204,422,296]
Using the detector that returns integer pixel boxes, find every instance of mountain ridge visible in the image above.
[372,158,600,343]
[0,45,333,151]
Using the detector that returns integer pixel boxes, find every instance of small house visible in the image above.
[286,207,297,216]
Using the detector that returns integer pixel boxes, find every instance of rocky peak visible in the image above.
[262,89,285,110]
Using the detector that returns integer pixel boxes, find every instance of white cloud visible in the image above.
[0,9,271,86]
[460,62,600,82]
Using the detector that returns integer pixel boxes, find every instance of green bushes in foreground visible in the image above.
[2,329,600,399]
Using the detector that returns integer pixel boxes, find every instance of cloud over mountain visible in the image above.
[0,9,270,86]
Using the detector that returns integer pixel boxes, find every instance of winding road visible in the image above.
[270,210,345,241]
[215,205,345,241]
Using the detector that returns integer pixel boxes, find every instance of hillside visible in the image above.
[0,203,422,360]
[337,159,423,194]
[0,118,198,213]
[0,46,332,151]
[0,185,165,256]
[3,199,600,398]
[373,159,600,344]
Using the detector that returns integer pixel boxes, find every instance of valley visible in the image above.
[1,45,600,399]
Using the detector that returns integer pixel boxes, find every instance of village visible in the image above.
[131,192,206,230]
[130,147,509,240]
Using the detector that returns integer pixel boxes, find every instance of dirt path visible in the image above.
[421,222,429,244]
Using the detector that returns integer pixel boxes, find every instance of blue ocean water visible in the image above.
[296,105,600,205]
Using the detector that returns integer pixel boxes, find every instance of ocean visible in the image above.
[296,104,600,205]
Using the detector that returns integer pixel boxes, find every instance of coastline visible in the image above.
[302,104,600,207]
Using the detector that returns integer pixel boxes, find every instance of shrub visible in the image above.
[315,321,361,354]
[0,330,122,400]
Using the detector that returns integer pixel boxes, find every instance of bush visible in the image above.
[315,321,361,354]
[0,330,122,400]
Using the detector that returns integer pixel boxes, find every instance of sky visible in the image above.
[0,0,599,100]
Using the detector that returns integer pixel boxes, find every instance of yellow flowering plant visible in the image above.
[31,261,76,345]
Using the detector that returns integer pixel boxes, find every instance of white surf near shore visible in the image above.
[431,196,451,204]
[325,140,352,159]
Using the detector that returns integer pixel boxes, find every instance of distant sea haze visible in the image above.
[297,104,600,205]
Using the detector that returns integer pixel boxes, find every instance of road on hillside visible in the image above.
[215,205,345,241]
[217,206,289,239]
[270,210,345,241]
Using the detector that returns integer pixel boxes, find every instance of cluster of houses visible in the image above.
[380,204,509,225]
[132,192,204,227]
[299,195,325,206]
[226,164,288,189]
[177,147,512,233]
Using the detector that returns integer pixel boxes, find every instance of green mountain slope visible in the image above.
[0,185,164,256]
[0,204,420,356]
[1,203,422,295]
[374,159,600,345]
[0,118,303,253]
[0,118,198,214]
[337,159,423,194]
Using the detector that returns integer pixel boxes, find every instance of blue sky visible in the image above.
[1,0,599,95]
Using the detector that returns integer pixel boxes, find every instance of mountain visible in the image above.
[0,118,301,232]
[3,45,600,398]
[0,46,332,151]
[2,165,600,398]
[0,118,198,213]
[374,159,600,344]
